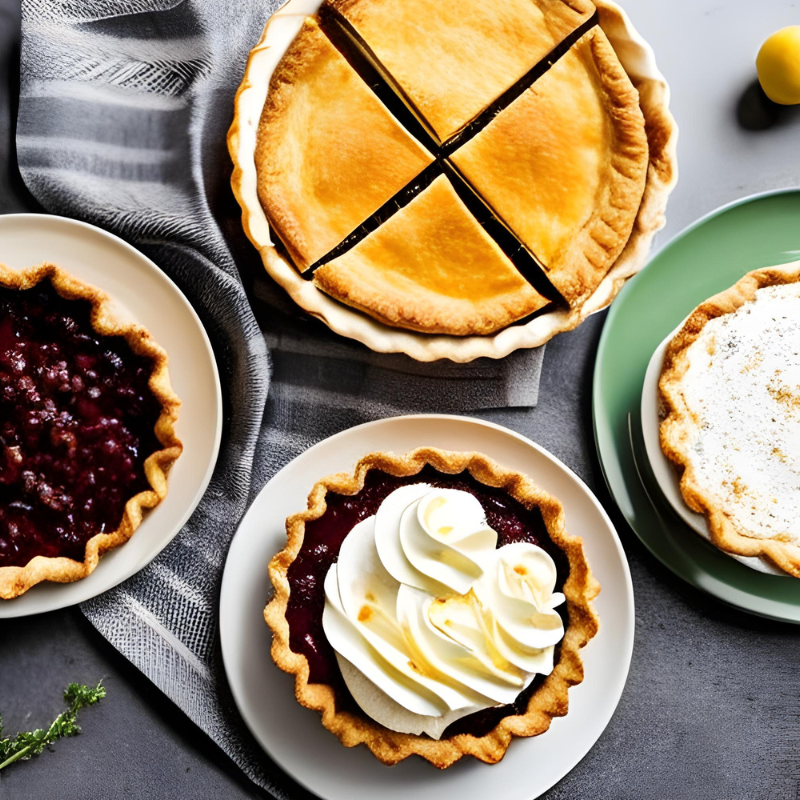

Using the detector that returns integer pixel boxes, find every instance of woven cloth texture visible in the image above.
[17,0,546,793]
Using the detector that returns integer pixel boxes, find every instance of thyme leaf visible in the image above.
[0,682,106,771]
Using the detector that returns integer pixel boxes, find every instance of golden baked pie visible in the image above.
[247,0,657,339]
[265,447,600,766]
[449,28,648,306]
[0,263,182,599]
[314,175,549,335]
[659,265,800,579]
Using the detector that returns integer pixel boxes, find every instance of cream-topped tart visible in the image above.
[659,265,800,578]
[265,448,599,767]
[324,483,566,740]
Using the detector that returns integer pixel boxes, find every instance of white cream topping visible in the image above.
[322,484,565,739]
[682,282,800,545]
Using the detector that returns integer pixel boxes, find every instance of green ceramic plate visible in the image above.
[593,189,800,623]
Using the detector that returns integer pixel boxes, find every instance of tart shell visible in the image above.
[264,447,600,767]
[659,262,800,578]
[0,263,183,600]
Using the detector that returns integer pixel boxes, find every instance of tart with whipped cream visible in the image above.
[659,264,800,578]
[0,263,182,599]
[265,447,599,766]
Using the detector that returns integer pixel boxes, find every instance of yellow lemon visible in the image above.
[757,26,800,105]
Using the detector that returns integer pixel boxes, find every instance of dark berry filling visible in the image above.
[285,465,569,740]
[0,281,163,568]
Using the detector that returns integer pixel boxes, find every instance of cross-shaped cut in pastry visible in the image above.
[313,175,549,335]
[325,0,595,143]
[449,28,649,306]
[255,17,434,271]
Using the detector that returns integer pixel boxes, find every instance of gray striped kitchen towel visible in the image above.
[16,0,545,796]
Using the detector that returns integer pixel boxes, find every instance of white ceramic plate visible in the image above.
[0,213,223,617]
[641,331,787,577]
[220,415,634,800]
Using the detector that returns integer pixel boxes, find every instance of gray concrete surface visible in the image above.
[1,1,799,798]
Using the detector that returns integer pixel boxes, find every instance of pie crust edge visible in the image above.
[582,0,678,316]
[658,263,800,578]
[546,25,649,307]
[264,446,600,767]
[0,262,183,600]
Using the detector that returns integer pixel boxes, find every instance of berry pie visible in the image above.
[0,263,182,599]
[265,447,599,766]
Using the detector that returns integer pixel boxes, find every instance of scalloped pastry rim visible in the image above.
[264,446,600,767]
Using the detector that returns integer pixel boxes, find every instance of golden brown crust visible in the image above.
[313,175,549,336]
[228,0,677,356]
[450,27,648,307]
[255,16,433,271]
[0,262,183,600]
[586,0,678,317]
[327,0,595,142]
[659,264,800,578]
[264,447,600,767]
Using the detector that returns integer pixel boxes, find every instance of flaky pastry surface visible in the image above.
[450,27,648,307]
[313,176,549,335]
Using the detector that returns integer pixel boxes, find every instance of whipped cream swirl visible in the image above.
[322,484,565,739]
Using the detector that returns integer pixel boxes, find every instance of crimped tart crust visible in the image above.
[265,447,600,767]
[659,264,800,578]
[0,263,182,599]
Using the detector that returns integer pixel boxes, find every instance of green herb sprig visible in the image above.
[0,682,106,771]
